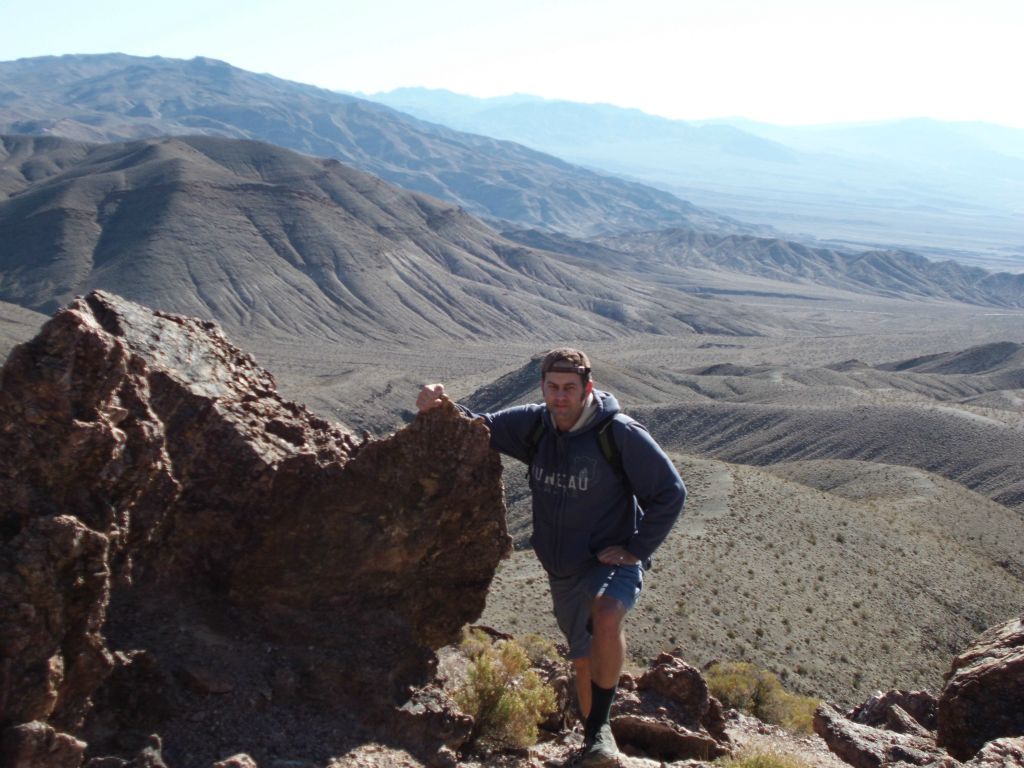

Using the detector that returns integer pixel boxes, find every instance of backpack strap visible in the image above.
[596,418,625,484]
[597,415,637,502]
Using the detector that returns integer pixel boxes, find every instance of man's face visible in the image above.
[542,371,592,431]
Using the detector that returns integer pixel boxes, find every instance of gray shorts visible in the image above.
[548,562,643,659]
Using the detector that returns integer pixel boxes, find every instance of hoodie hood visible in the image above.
[560,388,620,433]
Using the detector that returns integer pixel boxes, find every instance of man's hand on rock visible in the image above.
[417,383,448,413]
[597,546,638,567]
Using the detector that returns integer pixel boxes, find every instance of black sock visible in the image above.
[585,682,617,743]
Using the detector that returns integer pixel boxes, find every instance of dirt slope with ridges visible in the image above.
[462,342,1024,512]
[0,299,46,359]
[878,341,1024,374]
[0,134,777,343]
[591,229,1024,308]
[637,401,1024,511]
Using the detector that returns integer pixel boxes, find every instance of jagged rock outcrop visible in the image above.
[611,653,731,762]
[850,691,938,733]
[0,515,113,732]
[0,291,510,765]
[390,686,473,763]
[881,738,1024,767]
[210,756,257,768]
[814,702,948,767]
[938,615,1024,761]
[817,617,1024,768]
[962,738,1024,767]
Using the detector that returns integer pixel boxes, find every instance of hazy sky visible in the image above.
[2,0,1022,127]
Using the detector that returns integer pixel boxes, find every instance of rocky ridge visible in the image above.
[589,230,1024,309]
[812,615,1024,768]
[0,291,511,765]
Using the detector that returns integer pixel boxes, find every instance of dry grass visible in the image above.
[715,748,814,768]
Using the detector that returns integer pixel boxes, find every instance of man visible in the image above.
[417,348,685,766]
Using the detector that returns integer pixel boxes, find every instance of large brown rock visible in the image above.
[938,615,1024,761]
[0,292,510,764]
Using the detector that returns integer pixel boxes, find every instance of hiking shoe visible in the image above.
[579,723,619,767]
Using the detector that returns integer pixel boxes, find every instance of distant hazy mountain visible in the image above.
[0,134,772,342]
[368,87,799,164]
[368,88,1024,272]
[0,54,749,238]
[717,116,1024,166]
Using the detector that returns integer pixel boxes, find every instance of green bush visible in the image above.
[715,749,813,768]
[705,661,819,735]
[454,632,557,749]
[460,627,493,660]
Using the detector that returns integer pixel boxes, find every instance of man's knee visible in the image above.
[591,596,627,637]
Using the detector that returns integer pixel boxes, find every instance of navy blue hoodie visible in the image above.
[459,390,686,578]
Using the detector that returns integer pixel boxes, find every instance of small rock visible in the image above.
[0,721,86,768]
[212,755,258,768]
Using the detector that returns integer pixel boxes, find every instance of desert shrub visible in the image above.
[715,748,813,768]
[518,632,559,666]
[460,627,493,660]
[454,633,557,749]
[705,661,818,735]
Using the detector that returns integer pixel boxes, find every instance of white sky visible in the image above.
[2,0,1022,127]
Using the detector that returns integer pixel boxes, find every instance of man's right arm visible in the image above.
[416,383,540,463]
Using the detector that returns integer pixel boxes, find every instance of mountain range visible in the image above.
[0,134,774,343]
[367,88,1024,272]
[0,53,748,238]
[4,131,1023,361]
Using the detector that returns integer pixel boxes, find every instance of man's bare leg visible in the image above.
[575,595,628,765]
[573,596,627,719]
[590,596,627,687]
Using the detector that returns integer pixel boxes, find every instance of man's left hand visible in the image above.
[597,546,638,566]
